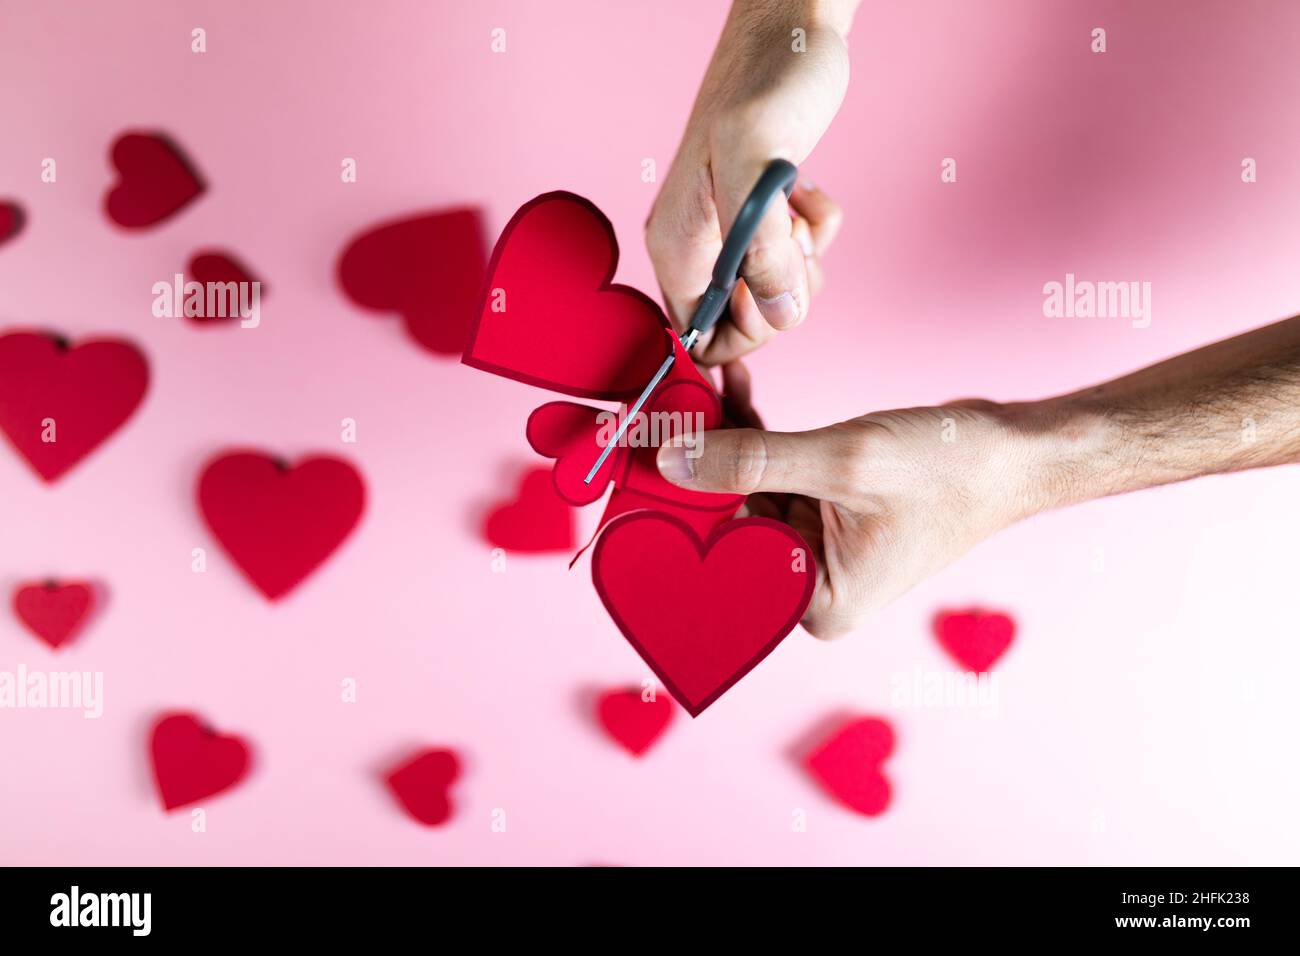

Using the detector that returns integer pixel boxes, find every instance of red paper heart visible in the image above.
[526,401,621,505]
[805,717,895,817]
[592,512,815,715]
[338,208,487,355]
[186,251,263,325]
[462,192,670,400]
[484,467,574,553]
[0,200,24,246]
[0,331,149,483]
[596,487,739,541]
[104,132,204,228]
[385,748,461,826]
[12,581,94,650]
[934,609,1015,672]
[597,688,675,756]
[197,452,366,600]
[150,712,252,811]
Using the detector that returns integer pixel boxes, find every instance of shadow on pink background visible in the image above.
[1,0,1298,865]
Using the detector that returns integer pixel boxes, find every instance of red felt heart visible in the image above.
[526,401,621,506]
[186,250,263,325]
[0,200,25,246]
[934,609,1015,672]
[484,466,575,553]
[197,452,366,601]
[597,688,675,756]
[805,717,895,817]
[338,208,487,355]
[150,712,252,811]
[385,748,461,826]
[462,192,670,400]
[12,581,94,650]
[0,331,149,483]
[592,512,815,716]
[104,132,204,229]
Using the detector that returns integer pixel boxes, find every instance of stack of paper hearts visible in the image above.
[462,192,815,716]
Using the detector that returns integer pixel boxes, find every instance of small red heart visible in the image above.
[934,609,1015,672]
[385,748,461,826]
[0,331,149,483]
[104,132,204,229]
[462,192,670,400]
[186,251,264,325]
[592,512,814,716]
[484,467,575,553]
[526,401,621,506]
[0,200,25,246]
[338,208,487,355]
[197,452,366,601]
[12,581,94,650]
[804,717,895,817]
[597,688,675,756]
[150,712,252,811]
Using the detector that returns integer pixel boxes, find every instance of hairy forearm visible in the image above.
[1015,315,1300,512]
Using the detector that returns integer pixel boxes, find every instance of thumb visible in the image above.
[656,427,850,499]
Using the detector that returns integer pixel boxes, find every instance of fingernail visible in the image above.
[755,290,801,329]
[800,179,816,192]
[657,444,695,484]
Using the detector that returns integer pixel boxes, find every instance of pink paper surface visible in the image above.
[1,0,1298,865]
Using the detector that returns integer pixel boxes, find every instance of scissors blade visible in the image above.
[582,350,678,485]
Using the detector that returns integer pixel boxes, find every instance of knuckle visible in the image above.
[718,430,770,494]
[740,238,788,282]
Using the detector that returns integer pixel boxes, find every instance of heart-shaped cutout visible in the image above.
[0,331,149,483]
[596,688,675,756]
[483,466,574,553]
[462,192,670,400]
[934,609,1015,672]
[186,250,264,325]
[197,451,365,601]
[385,748,461,826]
[804,717,895,817]
[338,208,486,355]
[526,401,622,505]
[150,712,252,811]
[592,511,814,715]
[104,132,204,229]
[12,581,95,650]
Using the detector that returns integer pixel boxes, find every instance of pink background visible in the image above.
[2,0,1298,865]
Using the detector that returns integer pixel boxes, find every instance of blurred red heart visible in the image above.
[935,609,1015,672]
[104,132,204,228]
[597,688,675,756]
[592,512,814,716]
[150,712,252,811]
[0,200,24,246]
[483,467,574,553]
[805,717,895,817]
[186,250,263,325]
[385,749,461,826]
[0,331,149,483]
[12,581,94,650]
[338,208,486,355]
[462,192,669,400]
[197,452,365,601]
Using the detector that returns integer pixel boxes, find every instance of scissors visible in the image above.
[583,158,798,484]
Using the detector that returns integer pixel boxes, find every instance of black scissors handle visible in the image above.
[683,158,798,345]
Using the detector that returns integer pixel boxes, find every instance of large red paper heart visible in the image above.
[592,512,814,716]
[104,132,204,229]
[0,200,24,246]
[462,192,670,400]
[483,467,574,553]
[804,717,895,817]
[338,208,486,355]
[12,581,94,650]
[934,609,1015,672]
[0,331,149,483]
[186,250,263,325]
[597,688,675,756]
[150,712,252,811]
[385,748,461,826]
[197,452,366,601]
